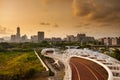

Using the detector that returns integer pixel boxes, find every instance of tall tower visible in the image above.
[16,27,21,41]
[38,31,44,42]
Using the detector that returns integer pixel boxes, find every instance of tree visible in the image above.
[0,45,6,52]
[113,49,120,61]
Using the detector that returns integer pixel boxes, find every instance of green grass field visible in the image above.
[0,51,46,80]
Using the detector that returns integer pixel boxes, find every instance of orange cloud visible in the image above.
[73,0,120,22]
[0,25,12,34]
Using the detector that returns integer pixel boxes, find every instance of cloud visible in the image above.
[40,22,50,25]
[53,24,59,28]
[73,0,120,22]
[41,0,71,4]
[42,0,120,24]
[39,21,59,28]
[0,25,7,34]
[75,22,92,28]
[0,25,12,34]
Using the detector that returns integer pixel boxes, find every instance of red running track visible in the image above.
[70,57,108,80]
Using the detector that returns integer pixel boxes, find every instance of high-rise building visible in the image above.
[38,31,44,42]
[16,27,20,38]
[16,27,21,42]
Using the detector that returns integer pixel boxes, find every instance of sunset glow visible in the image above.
[0,0,120,38]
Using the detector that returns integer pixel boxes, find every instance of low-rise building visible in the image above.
[98,37,120,45]
[52,37,62,42]
[21,35,28,42]
[31,35,38,43]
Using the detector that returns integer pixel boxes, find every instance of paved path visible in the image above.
[70,57,108,80]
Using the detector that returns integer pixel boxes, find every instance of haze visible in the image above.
[0,0,120,38]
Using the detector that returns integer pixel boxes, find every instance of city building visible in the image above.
[31,35,38,43]
[66,35,76,42]
[51,37,62,42]
[118,37,120,45]
[10,27,21,42]
[104,37,112,45]
[98,38,104,45]
[38,31,44,42]
[7,27,119,44]
[11,35,16,42]
[98,37,120,45]
[21,34,28,42]
[76,33,86,42]
[16,27,21,42]
[44,38,51,42]
[10,27,29,43]
[66,34,95,43]
[111,37,120,45]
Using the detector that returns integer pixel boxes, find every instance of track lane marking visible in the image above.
[70,62,81,80]
[77,61,99,80]
[89,65,106,80]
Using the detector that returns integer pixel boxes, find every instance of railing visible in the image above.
[34,50,49,71]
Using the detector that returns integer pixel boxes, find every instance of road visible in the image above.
[70,57,108,80]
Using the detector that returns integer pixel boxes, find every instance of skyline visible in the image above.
[0,27,120,41]
[2,27,120,46]
[0,0,120,38]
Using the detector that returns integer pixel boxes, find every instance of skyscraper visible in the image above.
[16,27,21,42]
[17,27,20,37]
[38,31,44,42]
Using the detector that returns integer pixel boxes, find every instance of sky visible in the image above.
[0,0,120,39]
